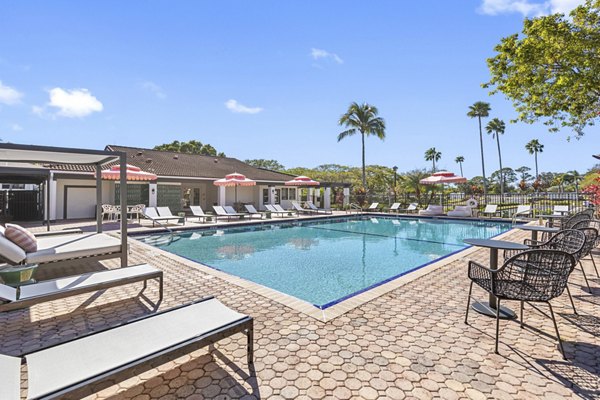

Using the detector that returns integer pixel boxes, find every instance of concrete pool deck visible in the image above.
[1,218,599,399]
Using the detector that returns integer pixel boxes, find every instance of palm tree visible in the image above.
[566,170,583,198]
[455,156,465,177]
[485,118,506,199]
[467,101,491,196]
[525,139,544,179]
[424,147,442,172]
[338,102,386,188]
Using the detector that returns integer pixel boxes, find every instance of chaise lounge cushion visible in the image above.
[25,233,122,264]
[5,223,38,252]
[25,298,246,399]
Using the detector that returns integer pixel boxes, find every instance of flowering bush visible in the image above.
[582,175,600,208]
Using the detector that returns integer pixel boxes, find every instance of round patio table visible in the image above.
[463,238,528,319]
[516,225,559,242]
[537,214,567,228]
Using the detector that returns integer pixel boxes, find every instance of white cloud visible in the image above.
[478,0,584,16]
[0,81,23,105]
[310,48,344,64]
[10,123,22,131]
[140,81,166,99]
[34,87,103,118]
[225,99,263,114]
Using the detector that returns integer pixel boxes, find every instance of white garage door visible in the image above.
[66,187,96,219]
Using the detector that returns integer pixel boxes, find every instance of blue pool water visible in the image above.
[140,216,512,308]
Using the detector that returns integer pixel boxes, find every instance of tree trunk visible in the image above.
[459,162,463,177]
[478,117,487,196]
[534,152,539,179]
[432,160,436,172]
[496,135,504,201]
[361,131,366,188]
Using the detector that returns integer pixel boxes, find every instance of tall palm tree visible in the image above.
[467,101,491,196]
[525,139,544,179]
[485,118,506,199]
[424,147,442,172]
[338,102,386,188]
[455,156,465,177]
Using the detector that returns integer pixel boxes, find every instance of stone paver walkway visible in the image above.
[1,226,599,399]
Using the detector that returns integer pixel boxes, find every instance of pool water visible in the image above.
[140,216,512,308]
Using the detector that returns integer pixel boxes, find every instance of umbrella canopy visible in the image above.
[420,171,467,185]
[98,164,157,181]
[213,172,256,187]
[285,176,320,186]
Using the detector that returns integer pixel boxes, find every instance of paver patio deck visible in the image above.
[1,220,599,399]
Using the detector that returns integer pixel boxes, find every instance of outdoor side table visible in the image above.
[463,238,528,319]
[537,214,568,228]
[0,264,38,286]
[516,225,559,242]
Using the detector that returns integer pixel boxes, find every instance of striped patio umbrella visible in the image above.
[98,164,157,181]
[420,171,467,205]
[213,172,256,207]
[285,176,320,186]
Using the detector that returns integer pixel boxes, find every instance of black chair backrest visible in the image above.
[498,249,575,301]
[576,227,599,258]
[589,220,600,247]
[562,212,592,230]
[540,229,586,261]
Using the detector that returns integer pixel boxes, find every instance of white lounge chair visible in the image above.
[480,204,499,218]
[306,201,332,214]
[265,204,290,217]
[367,202,379,211]
[419,205,445,216]
[0,231,123,266]
[2,296,253,400]
[273,204,292,215]
[291,201,313,214]
[243,204,263,219]
[398,203,418,214]
[144,207,181,227]
[189,206,210,223]
[213,206,244,222]
[0,264,162,312]
[388,203,401,213]
[512,205,532,223]
[447,205,473,217]
[553,205,569,215]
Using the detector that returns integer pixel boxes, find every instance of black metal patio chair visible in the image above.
[561,212,591,230]
[465,249,576,358]
[504,229,586,314]
[570,224,599,293]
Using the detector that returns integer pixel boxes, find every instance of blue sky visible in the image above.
[0,0,596,177]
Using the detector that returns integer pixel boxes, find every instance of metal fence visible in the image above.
[348,191,593,216]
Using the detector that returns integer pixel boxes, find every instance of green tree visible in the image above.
[484,0,600,138]
[154,140,225,156]
[338,102,386,188]
[467,101,491,196]
[455,156,465,177]
[424,147,442,172]
[485,118,506,199]
[400,169,431,204]
[244,159,285,171]
[525,139,544,179]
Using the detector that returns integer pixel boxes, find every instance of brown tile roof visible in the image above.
[48,145,294,183]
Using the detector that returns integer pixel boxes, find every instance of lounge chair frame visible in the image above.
[0,264,163,312]
[18,296,253,400]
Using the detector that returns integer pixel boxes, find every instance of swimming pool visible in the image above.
[139,216,512,309]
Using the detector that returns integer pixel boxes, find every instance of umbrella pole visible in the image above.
[235,185,238,211]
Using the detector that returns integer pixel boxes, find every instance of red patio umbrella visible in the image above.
[213,172,256,207]
[285,176,320,186]
[98,164,157,181]
[420,171,467,205]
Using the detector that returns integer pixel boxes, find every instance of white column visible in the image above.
[343,188,350,206]
[218,186,226,206]
[308,188,313,205]
[149,183,158,207]
[49,172,57,220]
[268,186,275,205]
[324,187,331,209]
